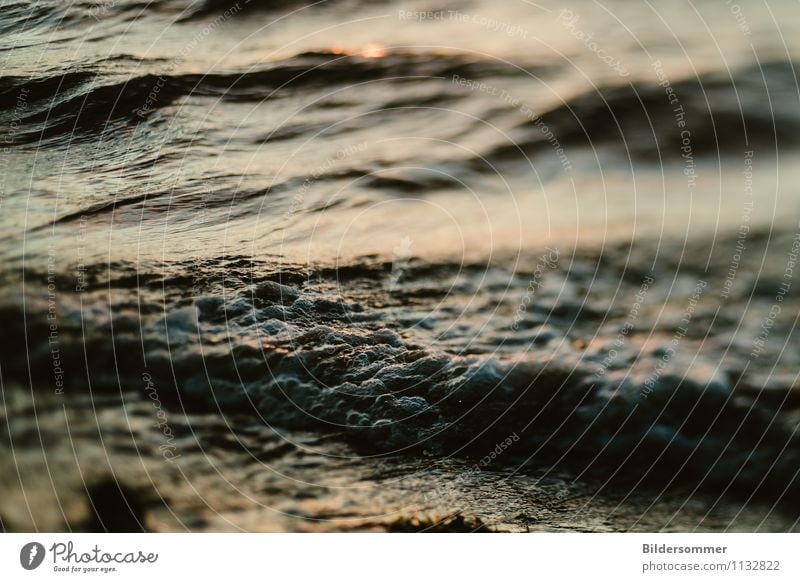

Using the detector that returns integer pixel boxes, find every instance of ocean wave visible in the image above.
[4,52,797,163]
[4,231,799,503]
[0,51,522,144]
[482,60,800,164]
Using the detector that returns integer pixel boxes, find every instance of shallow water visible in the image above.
[2,0,800,530]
